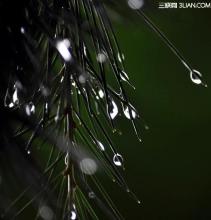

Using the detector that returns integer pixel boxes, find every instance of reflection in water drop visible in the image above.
[128,0,144,9]
[39,205,54,220]
[56,39,72,62]
[25,102,35,116]
[108,100,118,119]
[190,69,207,87]
[79,158,97,175]
[113,153,123,167]
[123,106,137,119]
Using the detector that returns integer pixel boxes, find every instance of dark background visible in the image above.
[106,1,211,219]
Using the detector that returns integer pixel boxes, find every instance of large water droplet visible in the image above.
[113,153,123,167]
[79,158,97,175]
[70,210,77,220]
[128,0,144,9]
[123,106,137,119]
[56,39,72,62]
[190,69,207,87]
[108,100,118,119]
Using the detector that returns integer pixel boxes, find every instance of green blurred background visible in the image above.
[106,1,211,219]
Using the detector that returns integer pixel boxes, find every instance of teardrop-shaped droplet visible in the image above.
[190,69,207,87]
[25,102,35,116]
[113,153,123,167]
[97,141,105,151]
[123,106,137,119]
[108,100,118,120]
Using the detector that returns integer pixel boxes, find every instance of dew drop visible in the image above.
[108,100,118,120]
[117,53,125,63]
[56,39,72,62]
[78,74,87,84]
[39,205,53,220]
[12,88,19,105]
[190,69,207,86]
[88,191,96,199]
[128,0,144,9]
[70,210,77,220]
[79,158,97,175]
[27,150,31,155]
[25,102,35,116]
[96,51,107,63]
[120,70,129,81]
[97,141,105,151]
[113,153,123,167]
[20,27,25,34]
[123,106,137,119]
[98,89,105,98]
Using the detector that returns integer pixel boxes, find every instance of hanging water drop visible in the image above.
[108,100,118,119]
[70,210,77,220]
[123,106,137,119]
[113,153,123,167]
[190,69,207,87]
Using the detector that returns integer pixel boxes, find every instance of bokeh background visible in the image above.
[105,1,211,219]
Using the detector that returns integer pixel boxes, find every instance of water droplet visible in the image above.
[12,88,19,105]
[190,69,207,86]
[78,74,87,84]
[20,27,25,34]
[25,102,35,116]
[97,141,105,151]
[39,205,54,220]
[27,150,31,155]
[128,0,144,9]
[70,210,77,220]
[56,39,72,62]
[96,51,107,63]
[123,106,137,119]
[88,191,95,199]
[98,89,105,98]
[79,158,97,175]
[40,85,50,97]
[120,70,129,81]
[108,100,118,119]
[113,153,123,167]
[117,53,125,63]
